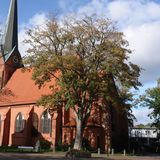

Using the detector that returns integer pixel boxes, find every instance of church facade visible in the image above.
[0,0,128,152]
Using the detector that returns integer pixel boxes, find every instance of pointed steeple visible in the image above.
[2,0,19,62]
[0,0,23,87]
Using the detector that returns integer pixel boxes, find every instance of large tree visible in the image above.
[140,81,160,128]
[24,16,141,150]
[118,87,137,127]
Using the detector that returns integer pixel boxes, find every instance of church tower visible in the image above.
[0,0,23,87]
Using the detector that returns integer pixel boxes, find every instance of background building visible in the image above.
[129,126,160,152]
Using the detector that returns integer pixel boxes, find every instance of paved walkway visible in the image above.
[94,153,160,160]
[0,152,160,160]
[95,154,160,160]
[0,153,63,160]
[0,152,105,160]
[107,155,160,160]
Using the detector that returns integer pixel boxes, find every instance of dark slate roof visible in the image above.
[2,0,19,62]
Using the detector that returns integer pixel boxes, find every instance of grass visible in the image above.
[0,146,52,153]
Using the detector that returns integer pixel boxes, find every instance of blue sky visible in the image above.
[0,0,91,23]
[0,0,160,23]
[1,0,160,125]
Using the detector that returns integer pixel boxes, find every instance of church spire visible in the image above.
[2,0,19,62]
[0,0,23,87]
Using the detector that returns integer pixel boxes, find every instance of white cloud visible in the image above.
[124,22,160,83]
[28,13,47,26]
[132,107,153,125]
[108,0,160,27]
[18,13,47,57]
[77,0,109,17]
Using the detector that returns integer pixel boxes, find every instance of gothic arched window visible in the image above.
[15,113,25,132]
[41,112,51,134]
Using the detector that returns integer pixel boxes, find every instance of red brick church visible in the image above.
[0,0,128,152]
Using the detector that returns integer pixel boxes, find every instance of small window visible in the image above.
[41,112,51,134]
[15,113,25,132]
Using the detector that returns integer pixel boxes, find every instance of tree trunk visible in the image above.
[73,116,83,150]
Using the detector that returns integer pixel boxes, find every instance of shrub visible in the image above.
[0,146,18,152]
[56,143,70,152]
[40,139,52,150]
[65,149,91,158]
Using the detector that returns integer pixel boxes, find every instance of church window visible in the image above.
[15,113,25,132]
[41,112,51,134]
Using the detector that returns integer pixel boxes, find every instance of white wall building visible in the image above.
[129,128,160,139]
